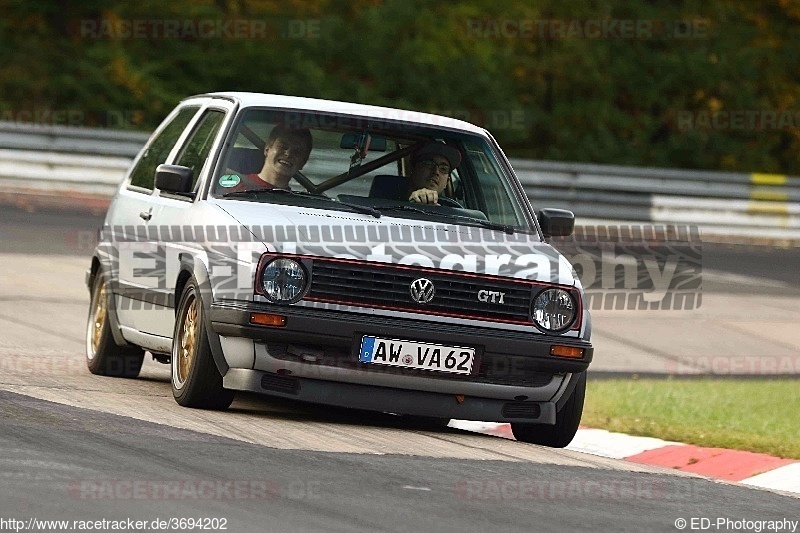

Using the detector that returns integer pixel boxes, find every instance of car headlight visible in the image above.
[531,288,576,332]
[261,258,307,303]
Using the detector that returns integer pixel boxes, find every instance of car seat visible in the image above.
[369,174,408,201]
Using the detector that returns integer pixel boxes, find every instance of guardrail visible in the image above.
[0,149,130,197]
[0,122,148,157]
[510,159,800,240]
[2,122,799,241]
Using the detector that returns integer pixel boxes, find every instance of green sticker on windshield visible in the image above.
[219,174,241,188]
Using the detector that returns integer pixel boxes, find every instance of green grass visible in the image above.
[582,378,800,459]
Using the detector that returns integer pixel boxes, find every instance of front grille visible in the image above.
[307,258,535,324]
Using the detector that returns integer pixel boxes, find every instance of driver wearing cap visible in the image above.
[407,142,462,205]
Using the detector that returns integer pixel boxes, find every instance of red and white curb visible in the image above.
[448,421,800,496]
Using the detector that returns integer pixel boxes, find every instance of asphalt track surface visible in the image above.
[0,206,798,532]
[1,390,797,532]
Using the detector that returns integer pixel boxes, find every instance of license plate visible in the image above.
[359,336,475,375]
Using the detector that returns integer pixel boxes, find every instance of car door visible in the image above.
[137,100,236,339]
[111,103,202,342]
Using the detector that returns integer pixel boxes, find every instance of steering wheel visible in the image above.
[437,196,463,208]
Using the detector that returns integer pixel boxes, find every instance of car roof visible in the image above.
[185,92,488,135]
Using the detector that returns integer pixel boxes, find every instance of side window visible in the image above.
[128,106,199,190]
[463,141,527,226]
[175,110,226,189]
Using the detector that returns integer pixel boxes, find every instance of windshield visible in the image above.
[211,108,535,232]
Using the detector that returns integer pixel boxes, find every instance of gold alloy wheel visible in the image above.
[90,283,108,354]
[178,296,198,385]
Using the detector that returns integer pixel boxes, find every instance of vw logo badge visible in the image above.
[410,278,435,304]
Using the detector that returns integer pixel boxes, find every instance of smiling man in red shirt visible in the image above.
[235,125,313,191]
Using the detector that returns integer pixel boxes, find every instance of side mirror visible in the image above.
[538,208,575,238]
[155,164,194,195]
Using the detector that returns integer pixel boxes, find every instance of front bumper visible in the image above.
[222,368,559,424]
[210,301,593,374]
[210,301,591,405]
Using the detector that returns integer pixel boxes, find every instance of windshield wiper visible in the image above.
[374,204,516,234]
[222,188,381,218]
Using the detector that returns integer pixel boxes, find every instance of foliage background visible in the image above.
[2,0,800,173]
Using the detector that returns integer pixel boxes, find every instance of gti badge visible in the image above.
[410,278,435,304]
[478,289,505,304]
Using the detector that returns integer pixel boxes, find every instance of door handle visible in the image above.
[139,210,152,221]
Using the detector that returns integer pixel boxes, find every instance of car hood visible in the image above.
[214,201,578,286]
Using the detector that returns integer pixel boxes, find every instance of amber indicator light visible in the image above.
[250,313,287,327]
[550,345,584,358]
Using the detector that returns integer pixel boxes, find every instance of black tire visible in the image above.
[171,279,235,410]
[511,371,586,448]
[85,272,144,378]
